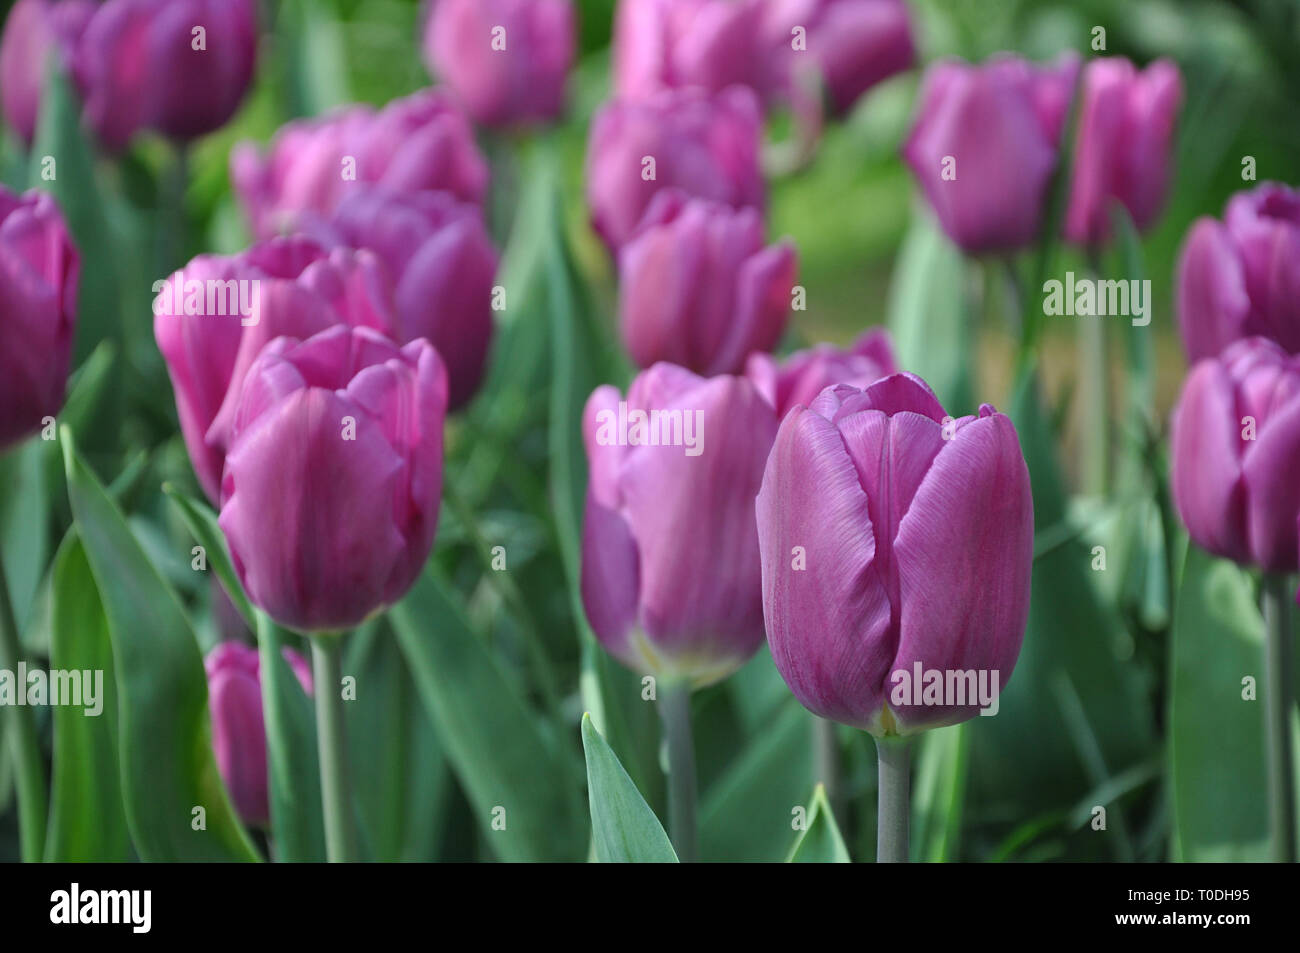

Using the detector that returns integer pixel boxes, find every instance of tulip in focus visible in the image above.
[219,325,448,632]
[756,373,1033,735]
[581,363,777,686]
[746,327,897,419]
[902,54,1078,253]
[205,641,313,828]
[1170,336,1300,573]
[309,187,499,411]
[0,186,79,452]
[423,0,575,127]
[1176,183,1300,363]
[761,0,914,115]
[586,86,764,250]
[0,0,95,144]
[231,89,488,239]
[618,190,797,376]
[153,237,398,501]
[1063,57,1182,246]
[613,0,766,102]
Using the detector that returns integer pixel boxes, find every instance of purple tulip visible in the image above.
[219,325,448,632]
[153,236,398,501]
[423,0,575,127]
[1063,57,1181,246]
[745,327,897,418]
[1170,336,1300,573]
[0,0,95,144]
[231,89,488,240]
[581,363,777,686]
[75,0,257,150]
[205,641,313,828]
[756,373,1033,735]
[902,54,1078,253]
[613,0,766,102]
[586,86,764,250]
[0,186,78,452]
[1176,183,1300,363]
[761,0,914,115]
[618,189,797,375]
[305,187,498,411]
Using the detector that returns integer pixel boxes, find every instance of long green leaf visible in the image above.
[346,619,449,862]
[581,713,677,863]
[44,533,131,861]
[391,567,582,862]
[1169,543,1270,861]
[255,612,326,863]
[911,723,970,863]
[62,427,259,861]
[787,784,850,863]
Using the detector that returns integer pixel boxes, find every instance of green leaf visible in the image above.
[390,567,583,862]
[1169,543,1270,861]
[61,427,259,862]
[886,208,973,414]
[701,700,816,861]
[581,713,677,863]
[44,533,131,861]
[0,439,49,635]
[346,619,450,862]
[163,483,254,629]
[30,63,121,365]
[787,784,850,863]
[911,723,970,863]
[255,612,326,863]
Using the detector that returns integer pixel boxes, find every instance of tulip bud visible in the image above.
[231,89,488,240]
[581,363,777,686]
[76,0,258,150]
[902,54,1078,253]
[205,641,313,828]
[745,327,897,419]
[613,0,766,102]
[756,374,1033,735]
[423,0,575,127]
[0,186,79,452]
[1063,57,1182,246]
[586,86,764,250]
[153,236,398,501]
[1170,337,1300,573]
[761,0,914,115]
[219,325,448,632]
[0,0,95,144]
[618,189,797,375]
[1176,183,1300,363]
[308,187,499,411]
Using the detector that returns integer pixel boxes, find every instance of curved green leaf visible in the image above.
[62,427,259,862]
[163,483,254,629]
[390,568,582,862]
[581,713,677,863]
[45,533,131,862]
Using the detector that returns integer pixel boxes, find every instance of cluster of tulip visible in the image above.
[1,0,1297,866]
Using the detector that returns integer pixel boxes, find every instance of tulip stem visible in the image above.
[0,544,46,862]
[1261,575,1297,863]
[1082,250,1110,496]
[659,680,698,863]
[875,735,912,863]
[311,636,358,863]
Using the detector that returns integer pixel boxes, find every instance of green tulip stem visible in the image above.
[875,735,912,864]
[659,680,698,863]
[0,543,47,861]
[1261,574,1297,863]
[311,635,359,863]
[1082,249,1110,496]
